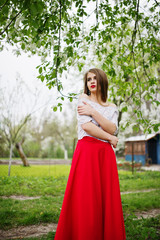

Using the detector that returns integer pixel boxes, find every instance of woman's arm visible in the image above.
[78,101,117,135]
[82,122,118,148]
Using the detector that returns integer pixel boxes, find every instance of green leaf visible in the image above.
[40,75,45,82]
[133,125,139,132]
[153,100,160,106]
[122,106,128,112]
[153,124,160,132]
[39,67,42,74]
[30,3,38,15]
[21,43,25,50]
[53,107,57,112]
[51,69,57,78]
[54,45,59,51]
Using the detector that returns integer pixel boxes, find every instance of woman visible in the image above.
[54,68,126,240]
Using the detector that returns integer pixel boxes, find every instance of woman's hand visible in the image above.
[109,136,119,148]
[77,101,95,116]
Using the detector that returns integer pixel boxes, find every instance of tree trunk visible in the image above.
[16,142,30,167]
[8,143,13,176]
[63,146,68,160]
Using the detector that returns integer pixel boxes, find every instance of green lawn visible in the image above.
[0,165,160,239]
[0,164,71,177]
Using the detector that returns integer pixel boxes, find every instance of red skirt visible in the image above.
[54,137,126,240]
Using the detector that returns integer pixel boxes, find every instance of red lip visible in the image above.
[91,85,96,88]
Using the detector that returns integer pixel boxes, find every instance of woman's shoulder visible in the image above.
[78,93,90,100]
[106,102,117,108]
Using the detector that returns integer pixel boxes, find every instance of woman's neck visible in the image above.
[89,93,108,106]
[89,93,98,102]
[89,93,100,103]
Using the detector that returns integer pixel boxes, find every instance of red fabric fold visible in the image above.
[54,137,126,240]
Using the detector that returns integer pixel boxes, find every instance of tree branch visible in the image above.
[154,0,160,6]
[0,0,9,11]
[96,0,98,29]
[131,0,140,52]
[130,0,142,110]
[3,129,9,143]
[0,10,22,36]
[138,25,150,81]
[132,50,141,83]
[13,114,31,143]
[53,0,77,100]
[55,0,62,92]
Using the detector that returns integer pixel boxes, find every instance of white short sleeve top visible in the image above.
[77,97,119,142]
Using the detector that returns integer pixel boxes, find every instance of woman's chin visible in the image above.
[90,89,97,93]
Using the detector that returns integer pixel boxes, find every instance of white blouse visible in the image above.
[77,97,119,142]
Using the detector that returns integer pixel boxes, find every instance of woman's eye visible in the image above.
[87,78,91,81]
[94,76,96,80]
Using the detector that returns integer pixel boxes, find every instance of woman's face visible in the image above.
[87,72,97,94]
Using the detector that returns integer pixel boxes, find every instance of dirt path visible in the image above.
[0,223,57,239]
[0,209,160,239]
[1,195,41,200]
[121,188,160,195]
[0,188,160,239]
[1,188,159,201]
[0,159,71,165]
[135,208,160,220]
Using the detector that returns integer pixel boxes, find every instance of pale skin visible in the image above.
[77,72,119,148]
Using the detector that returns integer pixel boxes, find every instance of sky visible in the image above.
[0,49,51,116]
[0,47,82,124]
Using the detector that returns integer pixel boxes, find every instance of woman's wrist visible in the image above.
[106,133,112,142]
[91,108,97,118]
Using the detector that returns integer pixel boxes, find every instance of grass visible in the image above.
[0,188,159,230]
[0,165,160,239]
[121,190,160,213]
[125,214,160,240]
[119,170,160,191]
[0,175,69,197]
[0,164,71,177]
[1,167,160,196]
[0,196,62,229]
[9,232,56,240]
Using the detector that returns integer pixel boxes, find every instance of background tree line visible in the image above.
[0,113,77,159]
[0,74,77,172]
[0,71,159,169]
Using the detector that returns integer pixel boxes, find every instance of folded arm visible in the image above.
[82,122,118,148]
[91,108,117,135]
[78,101,117,135]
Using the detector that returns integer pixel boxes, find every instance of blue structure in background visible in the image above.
[125,133,160,166]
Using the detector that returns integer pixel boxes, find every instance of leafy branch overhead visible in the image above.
[0,0,160,133]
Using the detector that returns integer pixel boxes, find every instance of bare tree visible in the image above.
[0,74,37,175]
[15,137,29,166]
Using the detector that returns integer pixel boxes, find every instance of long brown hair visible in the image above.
[84,68,108,103]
